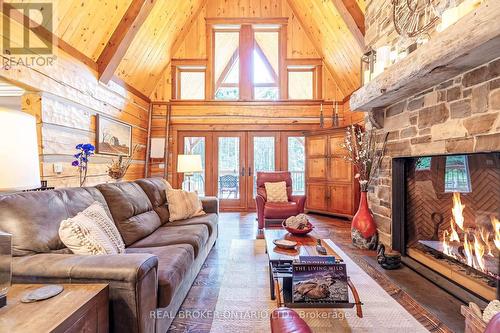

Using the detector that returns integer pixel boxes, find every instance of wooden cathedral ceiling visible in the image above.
[12,0,365,99]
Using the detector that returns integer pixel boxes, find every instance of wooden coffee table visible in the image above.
[264,229,363,317]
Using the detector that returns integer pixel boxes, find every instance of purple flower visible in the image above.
[76,144,83,150]
[82,144,95,152]
[72,160,79,167]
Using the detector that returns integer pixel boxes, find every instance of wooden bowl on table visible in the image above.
[282,221,314,235]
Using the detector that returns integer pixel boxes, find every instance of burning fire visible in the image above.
[452,192,465,231]
[492,216,500,250]
[440,192,499,275]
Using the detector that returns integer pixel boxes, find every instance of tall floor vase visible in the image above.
[351,191,378,250]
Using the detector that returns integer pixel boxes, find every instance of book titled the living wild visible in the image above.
[292,263,348,303]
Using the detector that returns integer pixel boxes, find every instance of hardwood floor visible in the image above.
[167,213,465,333]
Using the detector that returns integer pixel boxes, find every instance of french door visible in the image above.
[213,132,247,210]
[177,131,305,211]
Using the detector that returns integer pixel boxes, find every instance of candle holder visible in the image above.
[360,49,376,86]
[319,104,325,128]
[332,101,344,128]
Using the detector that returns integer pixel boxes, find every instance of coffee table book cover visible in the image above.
[292,263,348,304]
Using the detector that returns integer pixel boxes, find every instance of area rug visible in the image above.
[209,239,430,333]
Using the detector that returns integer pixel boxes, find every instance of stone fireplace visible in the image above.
[365,58,500,305]
[352,0,500,306]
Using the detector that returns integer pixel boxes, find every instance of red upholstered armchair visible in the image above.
[255,171,306,229]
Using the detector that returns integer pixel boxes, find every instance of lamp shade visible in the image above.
[177,154,203,173]
[0,108,41,191]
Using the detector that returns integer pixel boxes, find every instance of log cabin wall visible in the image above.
[0,7,149,188]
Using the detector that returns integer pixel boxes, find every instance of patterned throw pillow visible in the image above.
[265,181,288,203]
[59,202,125,255]
[167,189,206,222]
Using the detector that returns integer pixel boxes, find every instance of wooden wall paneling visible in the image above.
[284,3,320,59]
[115,0,206,96]
[206,0,285,18]
[286,0,362,98]
[97,0,157,83]
[49,0,133,62]
[171,1,208,59]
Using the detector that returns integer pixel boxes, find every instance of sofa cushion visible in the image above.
[128,224,209,257]
[166,213,218,236]
[0,187,110,256]
[59,202,123,255]
[135,178,172,224]
[97,182,161,246]
[167,189,205,222]
[126,244,194,308]
[264,181,288,203]
[264,202,299,219]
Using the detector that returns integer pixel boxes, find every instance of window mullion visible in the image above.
[239,24,254,100]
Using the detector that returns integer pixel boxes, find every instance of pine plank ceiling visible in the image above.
[20,0,365,99]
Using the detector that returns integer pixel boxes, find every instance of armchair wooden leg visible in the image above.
[347,278,363,318]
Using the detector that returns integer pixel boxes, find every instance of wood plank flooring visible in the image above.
[167,213,465,332]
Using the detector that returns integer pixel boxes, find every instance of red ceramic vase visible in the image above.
[351,191,378,250]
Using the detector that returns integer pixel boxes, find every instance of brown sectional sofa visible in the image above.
[0,178,218,333]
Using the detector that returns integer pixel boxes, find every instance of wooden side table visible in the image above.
[0,284,109,333]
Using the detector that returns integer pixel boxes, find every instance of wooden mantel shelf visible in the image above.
[350,0,500,112]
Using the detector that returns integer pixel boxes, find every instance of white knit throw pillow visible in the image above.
[167,189,205,222]
[59,202,125,255]
[265,181,288,203]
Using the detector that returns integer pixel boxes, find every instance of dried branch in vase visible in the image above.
[341,126,388,192]
[107,145,139,181]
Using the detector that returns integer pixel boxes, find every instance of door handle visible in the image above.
[248,167,252,177]
[241,167,245,177]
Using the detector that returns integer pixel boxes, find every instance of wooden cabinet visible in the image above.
[305,128,359,218]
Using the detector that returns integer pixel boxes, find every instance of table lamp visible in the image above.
[0,108,41,191]
[0,107,41,308]
[177,154,202,192]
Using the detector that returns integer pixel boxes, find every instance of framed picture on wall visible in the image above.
[96,114,132,156]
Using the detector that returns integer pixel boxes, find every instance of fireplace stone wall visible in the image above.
[368,57,500,247]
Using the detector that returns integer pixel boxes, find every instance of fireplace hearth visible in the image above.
[392,152,500,305]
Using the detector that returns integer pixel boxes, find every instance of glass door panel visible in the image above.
[214,132,246,210]
[183,137,206,196]
[247,132,280,209]
[252,137,276,196]
[218,137,240,199]
[287,136,305,195]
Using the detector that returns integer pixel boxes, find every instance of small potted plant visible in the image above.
[72,144,95,187]
[342,126,388,250]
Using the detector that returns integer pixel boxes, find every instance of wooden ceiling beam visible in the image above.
[331,0,365,50]
[97,0,156,84]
